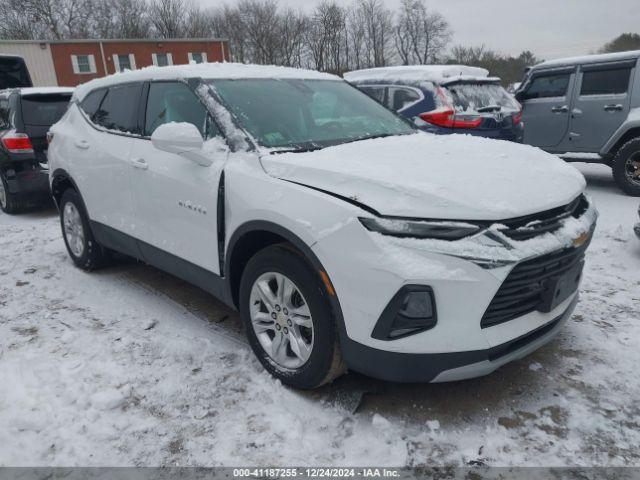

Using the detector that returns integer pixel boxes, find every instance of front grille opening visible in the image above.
[498,194,588,241]
[481,244,587,328]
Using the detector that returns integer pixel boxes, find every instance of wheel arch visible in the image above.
[224,221,345,329]
[602,125,640,158]
[51,168,82,209]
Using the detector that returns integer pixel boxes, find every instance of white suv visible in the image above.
[48,64,597,389]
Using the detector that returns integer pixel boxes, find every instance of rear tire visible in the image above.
[0,171,26,214]
[612,138,640,196]
[239,244,345,389]
[59,189,110,270]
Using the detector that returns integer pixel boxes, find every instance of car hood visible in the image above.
[260,133,586,221]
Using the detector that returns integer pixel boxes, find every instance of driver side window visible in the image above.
[144,81,220,139]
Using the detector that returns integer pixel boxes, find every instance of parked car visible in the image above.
[48,64,597,389]
[635,203,640,239]
[0,55,33,89]
[345,65,524,143]
[516,50,640,196]
[0,87,74,213]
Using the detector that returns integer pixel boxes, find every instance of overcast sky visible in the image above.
[204,0,640,60]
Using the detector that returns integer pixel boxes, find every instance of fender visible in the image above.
[50,168,83,209]
[224,220,350,347]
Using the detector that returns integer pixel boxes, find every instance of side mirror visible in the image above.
[151,122,212,167]
[514,90,525,103]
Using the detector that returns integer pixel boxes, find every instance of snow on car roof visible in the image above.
[19,87,75,96]
[74,63,339,100]
[344,65,498,85]
[534,50,640,70]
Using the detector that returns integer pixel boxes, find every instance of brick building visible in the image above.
[0,38,229,87]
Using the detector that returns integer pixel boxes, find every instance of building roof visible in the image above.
[74,62,340,99]
[534,50,640,70]
[344,65,497,85]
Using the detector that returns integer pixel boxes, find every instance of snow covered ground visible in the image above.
[0,163,639,467]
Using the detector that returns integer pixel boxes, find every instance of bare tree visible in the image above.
[354,0,394,67]
[307,1,348,74]
[148,0,186,38]
[395,0,450,65]
[279,8,308,67]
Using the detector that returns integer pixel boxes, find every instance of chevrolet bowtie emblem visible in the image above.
[572,231,589,248]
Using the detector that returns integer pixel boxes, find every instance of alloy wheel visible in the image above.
[249,272,314,369]
[63,203,85,257]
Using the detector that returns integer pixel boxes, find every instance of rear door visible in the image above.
[521,67,576,150]
[19,93,72,163]
[567,60,636,152]
[71,83,141,235]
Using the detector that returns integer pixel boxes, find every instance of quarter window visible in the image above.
[80,88,106,117]
[580,67,632,96]
[144,81,219,138]
[523,73,571,100]
[93,84,142,134]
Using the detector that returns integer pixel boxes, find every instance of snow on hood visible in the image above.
[261,133,586,221]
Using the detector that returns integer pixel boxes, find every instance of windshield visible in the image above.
[445,82,519,113]
[208,78,414,151]
[21,94,71,126]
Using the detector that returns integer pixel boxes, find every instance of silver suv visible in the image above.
[516,50,640,196]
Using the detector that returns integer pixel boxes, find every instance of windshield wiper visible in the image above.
[477,105,502,113]
[269,144,326,154]
[340,133,400,146]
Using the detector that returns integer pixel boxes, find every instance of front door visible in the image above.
[521,68,576,150]
[129,81,228,274]
[567,61,636,152]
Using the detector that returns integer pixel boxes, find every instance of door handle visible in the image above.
[604,104,623,112]
[551,106,568,114]
[130,158,148,170]
[74,139,90,150]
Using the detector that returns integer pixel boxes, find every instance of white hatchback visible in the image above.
[48,63,597,389]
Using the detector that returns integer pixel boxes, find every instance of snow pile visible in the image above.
[19,87,75,96]
[345,65,498,86]
[0,163,639,467]
[263,132,586,220]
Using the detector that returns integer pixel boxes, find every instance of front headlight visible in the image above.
[359,217,483,240]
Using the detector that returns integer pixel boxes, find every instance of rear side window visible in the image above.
[389,87,421,111]
[144,81,219,138]
[580,67,632,96]
[0,97,11,129]
[21,94,71,126]
[93,84,142,134]
[80,88,106,117]
[359,86,387,104]
[446,83,519,112]
[523,74,571,100]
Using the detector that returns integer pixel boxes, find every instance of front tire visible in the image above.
[612,138,640,196]
[59,189,110,270]
[239,244,345,389]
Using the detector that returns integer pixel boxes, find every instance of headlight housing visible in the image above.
[359,216,483,240]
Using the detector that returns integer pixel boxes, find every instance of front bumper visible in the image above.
[341,294,578,383]
[313,195,596,382]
